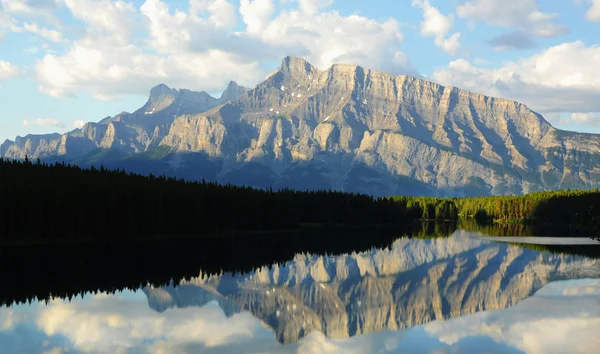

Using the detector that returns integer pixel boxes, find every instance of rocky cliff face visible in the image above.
[1,82,249,160]
[3,56,600,195]
[143,231,600,344]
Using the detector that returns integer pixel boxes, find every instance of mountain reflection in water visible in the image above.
[0,231,599,353]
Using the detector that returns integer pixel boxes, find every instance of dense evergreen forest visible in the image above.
[0,158,599,241]
[0,158,415,240]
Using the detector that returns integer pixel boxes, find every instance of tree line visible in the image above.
[454,189,600,228]
[0,158,421,240]
[0,157,598,241]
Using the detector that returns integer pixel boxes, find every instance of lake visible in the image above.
[0,226,599,353]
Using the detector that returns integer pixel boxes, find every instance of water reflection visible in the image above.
[0,230,599,353]
[144,231,600,344]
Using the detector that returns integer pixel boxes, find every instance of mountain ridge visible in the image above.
[3,56,600,196]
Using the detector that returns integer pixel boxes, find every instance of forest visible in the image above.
[454,189,600,227]
[0,157,599,241]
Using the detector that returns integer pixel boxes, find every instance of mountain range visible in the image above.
[143,231,600,344]
[3,56,600,196]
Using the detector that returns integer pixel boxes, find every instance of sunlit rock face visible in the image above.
[0,82,249,160]
[144,231,600,344]
[4,57,600,195]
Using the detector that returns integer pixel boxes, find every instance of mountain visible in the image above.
[3,56,600,196]
[143,231,600,344]
[0,81,250,161]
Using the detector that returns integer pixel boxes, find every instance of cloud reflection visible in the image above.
[0,279,599,353]
[0,292,278,354]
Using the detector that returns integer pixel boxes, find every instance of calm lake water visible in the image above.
[1,228,599,353]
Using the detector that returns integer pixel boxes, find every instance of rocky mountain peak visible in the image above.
[150,83,174,95]
[226,80,240,89]
[280,56,318,77]
[146,84,180,113]
[220,81,248,101]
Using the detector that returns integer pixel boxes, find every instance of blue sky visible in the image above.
[1,0,600,142]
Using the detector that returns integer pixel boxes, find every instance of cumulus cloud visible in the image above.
[22,119,66,128]
[457,0,569,50]
[36,0,264,99]
[586,0,600,21]
[0,60,20,80]
[432,41,600,115]
[61,0,137,46]
[33,0,415,100]
[412,0,461,56]
[246,2,414,74]
[239,0,276,33]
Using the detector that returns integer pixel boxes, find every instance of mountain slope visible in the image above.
[3,56,600,196]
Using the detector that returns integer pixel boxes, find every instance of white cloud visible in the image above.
[587,0,600,21]
[424,279,600,354]
[435,32,461,56]
[412,0,461,56]
[0,292,279,353]
[34,0,415,100]
[571,112,600,126]
[0,60,19,80]
[457,0,569,37]
[457,0,569,50]
[23,119,66,128]
[0,0,61,27]
[34,0,265,99]
[0,0,58,16]
[296,0,335,15]
[432,41,600,115]
[72,120,86,128]
[38,85,74,98]
[413,0,453,37]
[239,0,276,33]
[60,0,137,46]
[246,3,414,74]
[22,22,64,42]
[189,0,238,28]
